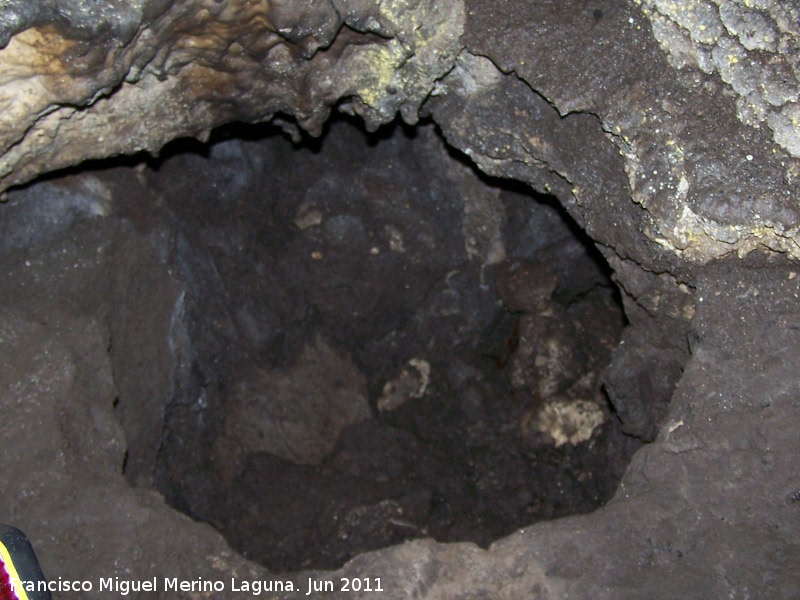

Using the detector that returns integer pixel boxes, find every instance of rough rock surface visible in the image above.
[145,119,630,573]
[0,0,799,598]
[2,0,797,266]
[0,208,269,596]
[0,0,464,189]
[216,334,371,469]
[270,254,800,599]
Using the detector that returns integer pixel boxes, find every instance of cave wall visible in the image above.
[0,0,799,598]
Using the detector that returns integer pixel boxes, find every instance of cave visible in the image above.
[1,1,800,598]
[150,117,640,572]
[3,114,640,574]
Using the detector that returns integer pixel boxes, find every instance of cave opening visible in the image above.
[1,114,641,574]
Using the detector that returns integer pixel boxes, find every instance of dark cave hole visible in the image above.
[1,114,641,573]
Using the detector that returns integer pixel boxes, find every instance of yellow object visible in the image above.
[0,526,49,600]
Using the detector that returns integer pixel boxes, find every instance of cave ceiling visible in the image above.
[0,0,799,270]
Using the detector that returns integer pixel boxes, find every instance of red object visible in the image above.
[0,557,20,600]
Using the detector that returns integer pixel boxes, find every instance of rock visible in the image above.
[0,0,799,597]
[215,335,370,472]
[0,264,269,598]
[493,259,558,314]
[522,397,606,448]
[377,358,431,413]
